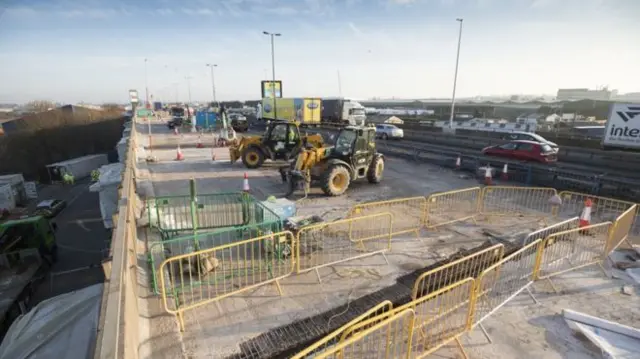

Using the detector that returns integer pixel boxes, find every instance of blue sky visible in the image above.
[0,0,638,103]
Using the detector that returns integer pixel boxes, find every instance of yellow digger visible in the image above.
[229,121,324,169]
[279,125,384,197]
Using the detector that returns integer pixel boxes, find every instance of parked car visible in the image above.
[499,132,558,151]
[34,199,67,218]
[375,124,404,140]
[482,140,558,163]
[230,114,249,132]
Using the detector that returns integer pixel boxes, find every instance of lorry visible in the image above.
[0,216,58,339]
[260,97,366,126]
[45,154,109,183]
[602,103,640,151]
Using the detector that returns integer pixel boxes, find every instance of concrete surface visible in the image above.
[132,116,640,359]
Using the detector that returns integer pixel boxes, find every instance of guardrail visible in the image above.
[378,141,640,203]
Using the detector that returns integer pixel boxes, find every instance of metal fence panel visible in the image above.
[522,217,579,246]
[471,239,543,328]
[292,301,394,359]
[313,308,416,359]
[425,187,481,229]
[296,213,393,276]
[159,231,295,331]
[412,244,504,300]
[481,186,558,220]
[557,191,636,227]
[537,222,612,281]
[606,204,637,254]
[348,197,426,236]
[149,192,280,234]
[148,220,283,294]
[398,278,474,359]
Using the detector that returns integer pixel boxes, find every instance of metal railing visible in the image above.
[147,220,282,294]
[296,213,393,282]
[480,186,559,223]
[348,197,426,237]
[424,187,481,229]
[159,231,296,331]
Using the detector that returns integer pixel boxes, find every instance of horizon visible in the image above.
[0,0,638,104]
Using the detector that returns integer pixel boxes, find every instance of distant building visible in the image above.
[556,88,612,101]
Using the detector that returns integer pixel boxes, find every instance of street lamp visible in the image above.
[144,58,149,109]
[448,18,464,130]
[263,31,281,120]
[205,63,218,106]
[184,76,192,104]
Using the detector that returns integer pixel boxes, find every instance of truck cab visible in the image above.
[0,216,58,264]
[342,100,366,126]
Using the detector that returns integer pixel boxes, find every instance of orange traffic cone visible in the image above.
[175,145,184,161]
[484,166,492,185]
[579,198,592,228]
[196,135,204,148]
[242,172,250,192]
[173,127,179,135]
[211,147,216,161]
[455,156,461,170]
[501,164,508,181]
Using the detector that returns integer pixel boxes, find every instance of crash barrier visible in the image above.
[470,240,543,340]
[147,220,283,294]
[311,308,416,359]
[606,204,637,255]
[480,186,559,223]
[536,222,612,293]
[347,196,426,236]
[159,231,296,331]
[424,187,481,229]
[522,217,579,246]
[296,213,393,280]
[291,300,394,359]
[412,244,504,300]
[148,192,281,238]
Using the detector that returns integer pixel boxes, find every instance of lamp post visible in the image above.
[205,63,218,107]
[144,58,149,109]
[448,18,464,130]
[184,76,192,104]
[263,31,281,120]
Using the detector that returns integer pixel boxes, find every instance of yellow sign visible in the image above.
[302,98,321,124]
[261,81,282,98]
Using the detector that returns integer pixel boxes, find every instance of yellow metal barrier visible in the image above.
[557,191,636,225]
[412,244,504,300]
[606,204,637,255]
[481,186,558,223]
[297,213,393,281]
[469,240,544,343]
[348,197,426,237]
[399,278,475,359]
[522,217,580,246]
[159,231,295,331]
[291,300,394,359]
[425,187,482,229]
[313,308,416,359]
[536,222,612,293]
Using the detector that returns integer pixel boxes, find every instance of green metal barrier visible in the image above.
[148,220,284,294]
[148,190,280,239]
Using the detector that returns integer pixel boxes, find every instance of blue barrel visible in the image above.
[195,111,217,130]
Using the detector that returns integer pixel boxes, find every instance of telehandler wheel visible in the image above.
[242,147,265,169]
[321,165,350,196]
[367,156,384,184]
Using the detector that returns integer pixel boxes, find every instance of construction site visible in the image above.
[97,115,640,359]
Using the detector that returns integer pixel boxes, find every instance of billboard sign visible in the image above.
[129,89,139,104]
[603,103,640,147]
[261,81,282,98]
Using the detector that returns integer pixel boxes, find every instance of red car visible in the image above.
[481,140,558,163]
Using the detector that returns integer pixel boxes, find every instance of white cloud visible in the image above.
[156,8,174,16]
[3,6,39,17]
[348,22,363,36]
